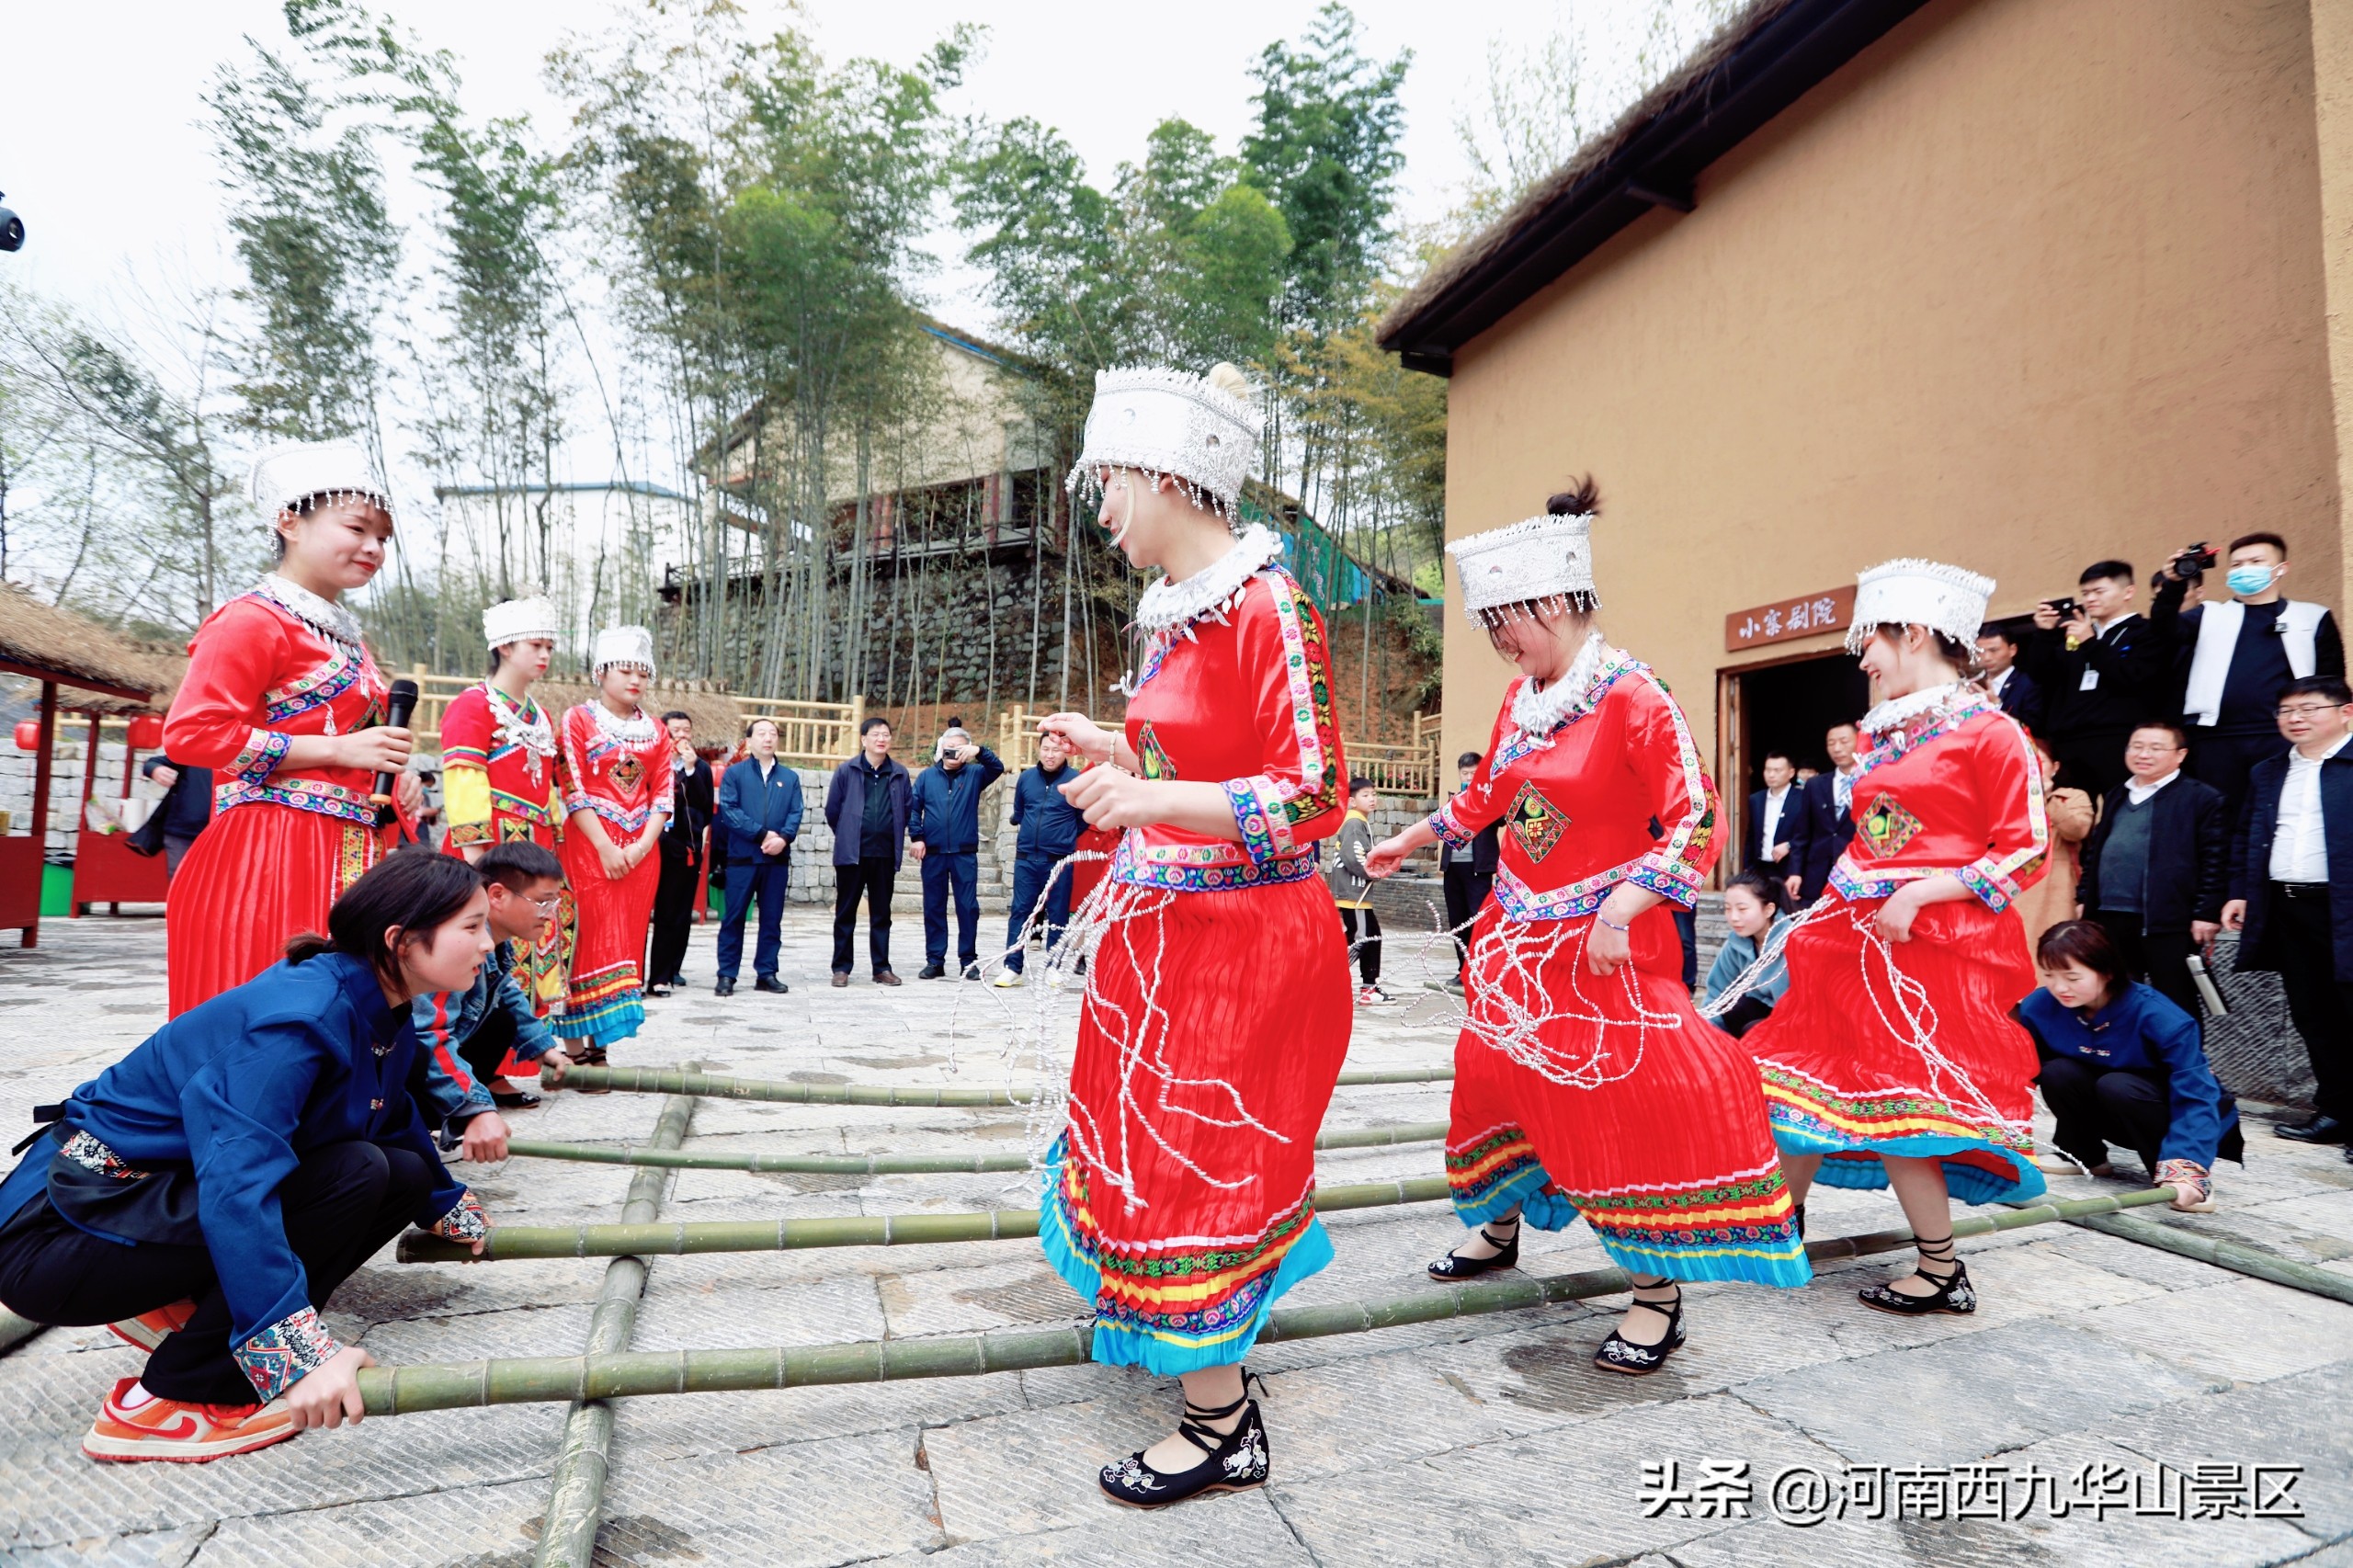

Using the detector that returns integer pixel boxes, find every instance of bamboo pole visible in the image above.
[400,1175,1457,1264]
[501,1119,1450,1176]
[535,1081,699,1568]
[2065,1210,2353,1307]
[547,1062,1455,1105]
[363,1189,2179,1415]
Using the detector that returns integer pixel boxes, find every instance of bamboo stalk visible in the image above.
[400,1175,1458,1264]
[2066,1210,2353,1306]
[502,1119,1450,1176]
[535,1077,700,1568]
[363,1188,2179,1414]
[546,1062,1454,1106]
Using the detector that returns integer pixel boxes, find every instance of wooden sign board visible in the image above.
[1725,585,1855,653]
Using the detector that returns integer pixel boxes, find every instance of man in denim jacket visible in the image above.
[415,842,570,1159]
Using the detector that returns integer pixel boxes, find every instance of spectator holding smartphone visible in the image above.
[2020,560,2165,797]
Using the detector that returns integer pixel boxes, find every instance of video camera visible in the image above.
[2174,541,2218,581]
[0,194,20,254]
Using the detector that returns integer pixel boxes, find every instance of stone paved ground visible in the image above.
[3,910,2350,1567]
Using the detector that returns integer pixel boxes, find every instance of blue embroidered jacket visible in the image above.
[2016,983,2239,1166]
[0,951,472,1399]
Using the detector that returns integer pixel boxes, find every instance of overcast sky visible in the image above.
[0,0,1701,497]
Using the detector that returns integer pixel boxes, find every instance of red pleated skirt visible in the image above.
[1743,893,2045,1205]
[1041,873,1353,1372]
[1454,901,1809,1287]
[557,833,657,1047]
[166,803,385,1017]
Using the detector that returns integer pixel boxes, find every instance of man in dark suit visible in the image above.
[2077,722,2227,1024]
[1743,751,1799,875]
[824,716,912,986]
[2222,676,2353,1153]
[1784,721,1861,905]
[646,710,713,995]
[2019,560,2167,797]
[713,718,804,996]
[1440,751,1502,989]
[1974,623,2044,734]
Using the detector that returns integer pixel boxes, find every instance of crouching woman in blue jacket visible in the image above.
[2018,918,2245,1212]
[0,850,497,1463]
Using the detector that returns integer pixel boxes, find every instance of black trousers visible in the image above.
[458,1007,519,1088]
[1339,906,1381,985]
[1441,865,1492,978]
[2036,1052,2170,1174]
[2270,886,2353,1123]
[648,841,700,985]
[832,856,896,975]
[1717,994,1775,1039]
[2187,727,2286,830]
[0,1141,433,1405]
[2090,915,2200,1023]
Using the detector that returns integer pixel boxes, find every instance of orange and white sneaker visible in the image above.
[82,1378,297,1462]
[108,1299,199,1353]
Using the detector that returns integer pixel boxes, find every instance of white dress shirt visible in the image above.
[1986,666,2013,700]
[2269,733,2348,883]
[2124,768,2179,807]
[1759,785,1791,854]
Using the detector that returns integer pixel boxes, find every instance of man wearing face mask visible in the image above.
[2154,532,2344,824]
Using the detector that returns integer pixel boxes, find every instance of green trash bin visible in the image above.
[40,862,73,917]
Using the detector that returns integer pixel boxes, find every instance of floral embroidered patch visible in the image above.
[1857,792,1924,858]
[1136,723,1175,780]
[1506,780,1569,860]
[609,755,645,795]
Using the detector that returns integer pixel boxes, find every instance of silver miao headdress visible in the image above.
[590,625,656,678]
[1446,511,1599,625]
[247,439,392,524]
[1847,559,1995,653]
[482,595,560,652]
[1065,365,1258,521]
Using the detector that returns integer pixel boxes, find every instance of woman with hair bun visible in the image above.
[1743,560,2052,1315]
[1368,483,1809,1378]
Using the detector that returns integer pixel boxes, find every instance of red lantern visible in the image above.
[12,721,39,752]
[127,713,165,750]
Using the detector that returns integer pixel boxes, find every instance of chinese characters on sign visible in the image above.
[1637,1458,2302,1528]
[1724,585,1857,653]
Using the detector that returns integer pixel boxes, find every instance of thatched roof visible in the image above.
[1378,0,1915,369]
[0,585,177,700]
[532,679,744,739]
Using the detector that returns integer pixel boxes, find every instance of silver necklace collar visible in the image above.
[255,574,364,649]
[1507,631,1611,738]
[1132,525,1283,637]
[1859,681,1966,734]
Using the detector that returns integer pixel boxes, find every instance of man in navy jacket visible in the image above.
[909,724,1006,979]
[995,730,1082,985]
[2077,722,2227,1024]
[714,719,804,996]
[824,716,913,985]
[1783,721,1861,905]
[2222,675,2353,1152]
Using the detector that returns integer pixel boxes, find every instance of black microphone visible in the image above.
[371,678,420,811]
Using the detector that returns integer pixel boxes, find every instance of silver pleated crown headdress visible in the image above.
[1847,559,1995,653]
[247,439,392,524]
[590,625,656,678]
[1065,365,1258,520]
[1446,511,1599,625]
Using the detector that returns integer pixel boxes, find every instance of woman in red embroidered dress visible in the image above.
[1040,363,1351,1509]
[1368,484,1809,1376]
[1743,559,2050,1316]
[437,596,572,1095]
[552,627,672,1060]
[162,441,412,1017]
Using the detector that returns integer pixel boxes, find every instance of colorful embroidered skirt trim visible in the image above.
[1444,1121,1578,1233]
[1553,1164,1811,1287]
[554,960,645,1046]
[1761,1062,2045,1207]
[1040,1136,1332,1375]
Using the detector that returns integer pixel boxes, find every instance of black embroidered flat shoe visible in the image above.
[1428,1223,1520,1280]
[1857,1233,1975,1316]
[1792,1201,1806,1242]
[1098,1380,1269,1509]
[1594,1286,1686,1375]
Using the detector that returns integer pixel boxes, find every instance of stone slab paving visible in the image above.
[2,911,2349,1566]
